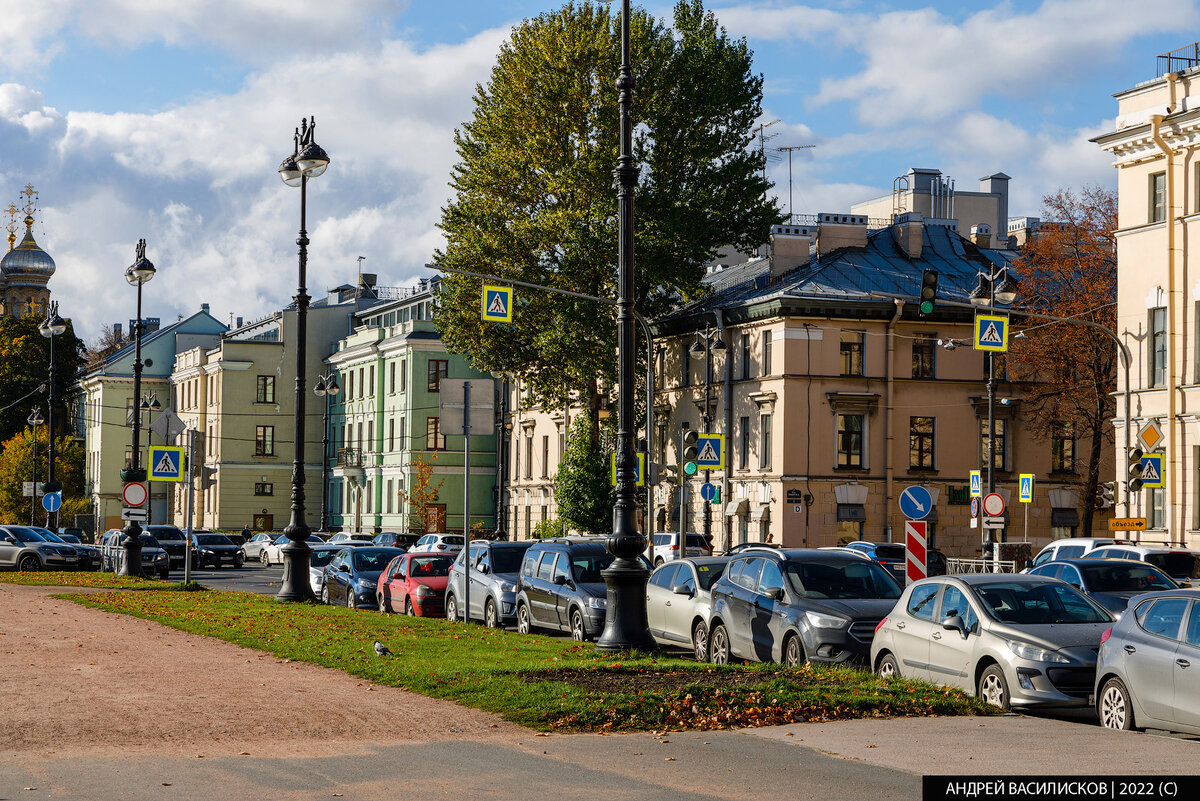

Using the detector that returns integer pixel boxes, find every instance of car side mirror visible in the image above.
[337,564,349,572]
[942,614,968,637]
[769,587,784,601]
[671,584,693,597]
[553,575,568,586]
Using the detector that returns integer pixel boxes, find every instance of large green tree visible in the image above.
[0,314,86,447]
[434,0,780,439]
[0,429,87,526]
[554,416,616,535]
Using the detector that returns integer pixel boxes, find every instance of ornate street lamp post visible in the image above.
[597,0,655,652]
[314,372,341,533]
[38,302,67,529]
[120,240,156,576]
[276,117,329,602]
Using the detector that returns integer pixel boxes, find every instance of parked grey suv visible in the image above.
[446,540,533,627]
[0,525,81,571]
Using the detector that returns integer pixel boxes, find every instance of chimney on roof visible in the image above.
[815,213,868,259]
[980,173,1011,247]
[892,212,924,259]
[236,316,243,328]
[769,224,814,279]
[113,322,122,340]
[971,223,992,249]
[201,303,210,312]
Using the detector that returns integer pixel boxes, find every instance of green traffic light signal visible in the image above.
[919,300,933,314]
[684,462,698,476]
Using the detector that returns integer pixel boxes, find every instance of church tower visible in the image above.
[0,184,55,317]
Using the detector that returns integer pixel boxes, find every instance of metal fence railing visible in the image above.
[1157,42,1200,79]
[946,557,1019,574]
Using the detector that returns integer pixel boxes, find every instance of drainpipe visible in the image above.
[884,298,904,543]
[716,308,732,552]
[1151,100,1179,543]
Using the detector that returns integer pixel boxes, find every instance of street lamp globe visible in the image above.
[39,312,67,338]
[711,335,726,352]
[297,139,330,177]
[689,335,705,358]
[325,375,340,396]
[278,150,303,187]
[969,277,992,307]
[125,240,156,286]
[994,275,1019,305]
[27,408,44,426]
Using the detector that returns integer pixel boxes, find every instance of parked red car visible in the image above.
[378,553,455,616]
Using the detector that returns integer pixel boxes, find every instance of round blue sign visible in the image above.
[700,482,717,502]
[970,497,979,518]
[898,485,932,520]
[42,491,62,513]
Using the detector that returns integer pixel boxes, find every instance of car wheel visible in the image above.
[260,550,270,565]
[516,603,532,635]
[346,590,356,609]
[692,621,709,662]
[571,609,588,642]
[321,584,330,604]
[405,599,414,616]
[17,554,39,572]
[783,634,805,667]
[378,592,388,613]
[1099,678,1138,731]
[446,594,459,623]
[978,664,1010,710]
[709,624,730,665]
[484,598,499,629]
[877,653,900,680]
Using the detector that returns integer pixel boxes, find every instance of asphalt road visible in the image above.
[174,560,284,595]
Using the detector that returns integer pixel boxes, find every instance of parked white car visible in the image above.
[260,533,325,565]
[409,534,465,554]
[326,532,376,546]
[1083,545,1200,587]
[1028,538,1122,569]
[240,532,274,561]
[650,532,712,565]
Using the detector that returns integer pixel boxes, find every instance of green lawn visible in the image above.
[56,587,993,731]
[0,571,180,591]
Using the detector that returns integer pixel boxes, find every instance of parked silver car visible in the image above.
[240,532,274,562]
[872,574,1113,709]
[0,525,81,571]
[1027,559,1178,616]
[445,540,533,627]
[1095,589,1200,734]
[646,556,729,660]
[32,527,102,571]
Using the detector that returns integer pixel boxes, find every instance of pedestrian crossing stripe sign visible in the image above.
[609,452,645,487]
[969,470,982,498]
[1019,473,1034,503]
[695,434,725,471]
[974,313,1009,352]
[1141,454,1165,488]
[481,285,513,322]
[148,445,184,483]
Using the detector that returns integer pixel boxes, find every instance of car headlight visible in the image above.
[586,595,606,609]
[359,578,377,590]
[201,549,213,555]
[498,581,517,593]
[414,585,433,597]
[804,610,850,629]
[1005,638,1069,663]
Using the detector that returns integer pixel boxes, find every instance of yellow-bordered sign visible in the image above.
[610,453,645,487]
[974,313,1009,352]
[481,285,513,322]
[148,446,184,483]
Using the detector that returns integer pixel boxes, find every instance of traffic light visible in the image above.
[40,481,62,494]
[681,427,698,476]
[918,269,939,316]
[198,465,218,489]
[649,463,677,486]
[1127,447,1145,493]
[1096,482,1116,510]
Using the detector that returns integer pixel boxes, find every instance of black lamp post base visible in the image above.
[276,539,316,603]
[119,522,143,577]
[595,558,656,653]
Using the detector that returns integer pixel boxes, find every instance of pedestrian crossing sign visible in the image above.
[1019,473,1034,503]
[695,434,725,471]
[969,470,982,498]
[481,285,513,323]
[1140,454,1165,488]
[148,445,184,483]
[610,452,645,487]
[974,313,1009,352]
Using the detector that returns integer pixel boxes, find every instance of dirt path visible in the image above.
[0,583,525,758]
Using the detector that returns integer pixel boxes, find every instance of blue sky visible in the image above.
[0,0,1194,340]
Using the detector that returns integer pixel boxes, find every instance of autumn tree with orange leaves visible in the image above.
[1009,187,1117,536]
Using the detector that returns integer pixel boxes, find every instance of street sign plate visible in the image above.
[970,497,979,518]
[121,507,148,521]
[609,453,645,487]
[982,492,1005,517]
[148,446,184,483]
[150,410,186,444]
[974,313,1009,353]
[982,516,1006,529]
[122,482,148,507]
[1109,517,1148,531]
[22,481,34,497]
[969,470,982,498]
[1019,474,1034,503]
[1140,454,1165,488]
[899,485,932,520]
[700,482,717,502]
[481,285,513,323]
[694,435,725,471]
[1137,421,1164,453]
[905,521,927,585]
[41,492,62,513]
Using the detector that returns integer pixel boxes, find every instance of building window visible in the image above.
[368,365,375,396]
[1151,307,1167,387]
[347,370,354,400]
[759,413,772,469]
[762,330,773,376]
[680,340,691,387]
[256,375,275,403]
[389,362,396,393]
[840,331,864,376]
[367,420,374,453]
[386,479,393,514]
[912,334,936,379]
[1149,487,1165,529]
[358,368,364,399]
[428,359,448,392]
[389,418,395,452]
[399,416,405,450]
[740,330,750,380]
[909,416,935,469]
[255,425,275,456]
[837,414,864,468]
[738,415,750,470]
[254,482,273,496]
[1050,421,1075,473]
[541,435,549,478]
[980,418,1007,472]
[1151,171,1166,223]
[400,359,407,392]
[525,432,534,479]
[426,417,445,451]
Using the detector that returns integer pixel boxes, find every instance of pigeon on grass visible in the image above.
[374,641,394,657]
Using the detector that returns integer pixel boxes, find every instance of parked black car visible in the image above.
[322,547,406,608]
[192,533,244,569]
[372,532,420,549]
[515,537,651,641]
[707,548,903,666]
[145,525,188,569]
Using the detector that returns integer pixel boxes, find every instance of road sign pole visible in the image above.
[183,428,193,585]
[462,381,471,623]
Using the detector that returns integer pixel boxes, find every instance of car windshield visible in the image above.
[685,534,708,548]
[310,550,338,568]
[196,535,233,546]
[150,528,184,540]
[490,548,526,574]
[872,544,906,561]
[784,560,902,600]
[973,580,1110,624]
[571,552,651,582]
[409,555,454,577]
[57,534,82,543]
[39,531,66,543]
[6,527,47,542]
[1079,564,1177,592]
[138,534,161,547]
[1144,552,1200,579]
[695,562,727,590]
[352,550,398,572]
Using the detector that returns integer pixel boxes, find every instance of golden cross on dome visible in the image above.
[4,202,17,251]
[20,183,38,222]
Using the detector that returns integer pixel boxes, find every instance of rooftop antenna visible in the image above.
[776,145,817,220]
[356,255,366,297]
[754,120,781,182]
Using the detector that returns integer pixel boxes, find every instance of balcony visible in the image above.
[335,447,364,482]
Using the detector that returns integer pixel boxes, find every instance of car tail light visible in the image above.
[436,545,445,550]
[875,617,888,634]
[1100,627,1113,645]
